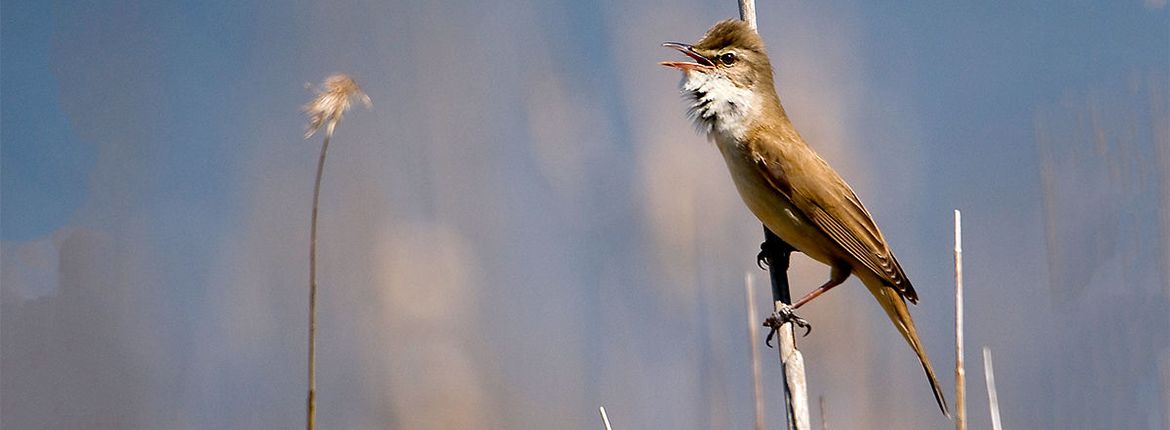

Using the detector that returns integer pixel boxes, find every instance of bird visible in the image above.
[661,19,950,416]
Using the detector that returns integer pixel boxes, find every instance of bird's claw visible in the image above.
[763,304,812,347]
[757,238,792,270]
[756,249,770,270]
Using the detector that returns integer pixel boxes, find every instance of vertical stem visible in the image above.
[819,396,828,430]
[746,274,766,430]
[738,0,757,30]
[307,134,332,430]
[954,210,966,430]
[763,227,810,430]
[738,1,807,427]
[764,228,793,304]
[983,347,1003,430]
[776,316,810,430]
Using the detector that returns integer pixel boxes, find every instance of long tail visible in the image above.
[866,280,951,417]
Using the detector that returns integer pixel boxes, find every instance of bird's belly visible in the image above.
[716,140,835,266]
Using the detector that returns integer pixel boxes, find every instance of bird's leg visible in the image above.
[792,265,850,309]
[763,261,850,346]
[759,227,810,346]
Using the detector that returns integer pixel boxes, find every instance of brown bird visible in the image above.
[661,19,949,416]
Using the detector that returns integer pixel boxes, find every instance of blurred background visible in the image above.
[2,0,1167,428]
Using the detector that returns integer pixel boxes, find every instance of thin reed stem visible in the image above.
[599,406,613,430]
[746,274,766,430]
[742,0,810,424]
[955,209,966,430]
[307,133,332,430]
[983,347,1003,430]
[738,0,757,30]
[819,396,828,430]
[301,73,368,430]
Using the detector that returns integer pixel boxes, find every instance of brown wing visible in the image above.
[750,142,919,303]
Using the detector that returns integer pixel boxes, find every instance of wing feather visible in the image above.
[750,143,919,303]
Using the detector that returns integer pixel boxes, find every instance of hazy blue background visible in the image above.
[2,0,1167,429]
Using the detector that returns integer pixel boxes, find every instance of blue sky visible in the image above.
[2,0,1168,428]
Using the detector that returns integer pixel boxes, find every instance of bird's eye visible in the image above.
[718,52,737,66]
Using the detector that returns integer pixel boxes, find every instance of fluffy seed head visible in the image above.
[303,74,372,139]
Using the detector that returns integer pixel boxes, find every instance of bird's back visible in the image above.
[746,122,919,301]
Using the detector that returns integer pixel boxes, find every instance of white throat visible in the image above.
[682,71,758,142]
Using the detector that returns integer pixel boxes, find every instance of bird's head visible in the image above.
[661,19,778,137]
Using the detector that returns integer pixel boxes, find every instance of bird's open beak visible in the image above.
[660,42,714,71]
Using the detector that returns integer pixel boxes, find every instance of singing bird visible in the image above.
[661,19,949,416]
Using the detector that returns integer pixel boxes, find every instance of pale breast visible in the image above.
[712,134,838,266]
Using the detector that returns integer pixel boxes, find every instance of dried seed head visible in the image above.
[303,74,372,139]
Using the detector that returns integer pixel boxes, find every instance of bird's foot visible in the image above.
[757,237,793,270]
[756,248,770,270]
[763,304,812,347]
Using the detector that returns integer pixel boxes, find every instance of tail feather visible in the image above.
[867,281,951,417]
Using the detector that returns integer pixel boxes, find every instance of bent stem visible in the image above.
[307,133,332,430]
